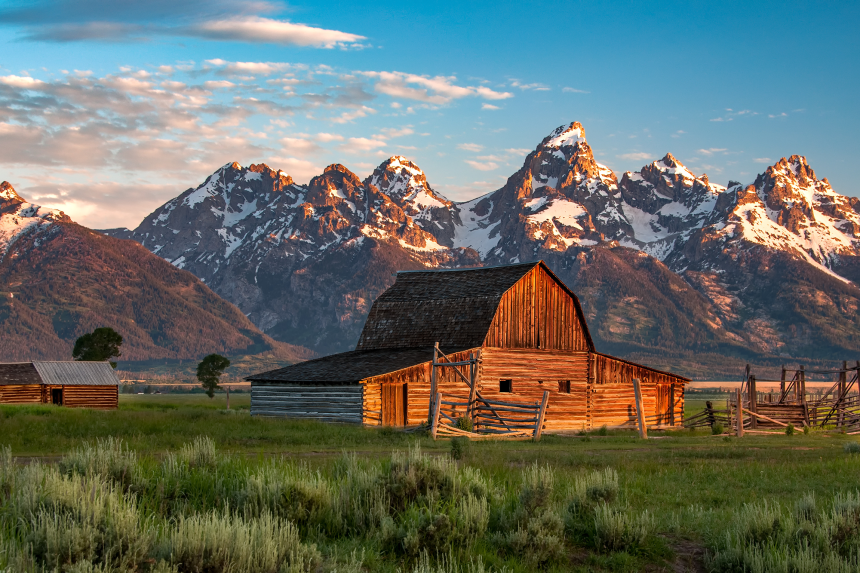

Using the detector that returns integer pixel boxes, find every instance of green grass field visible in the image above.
[2,395,860,572]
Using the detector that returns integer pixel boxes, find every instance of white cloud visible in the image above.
[379,126,414,138]
[329,106,376,124]
[266,156,322,183]
[697,148,728,156]
[315,132,344,142]
[617,152,652,161]
[189,16,366,48]
[510,80,549,91]
[457,143,483,152]
[0,75,44,88]
[205,59,297,75]
[505,148,530,156]
[481,103,500,110]
[279,137,323,155]
[341,137,387,153]
[562,87,589,94]
[360,71,513,104]
[203,80,235,89]
[465,159,498,171]
[753,157,772,163]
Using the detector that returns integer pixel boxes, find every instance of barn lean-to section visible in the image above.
[248,261,689,431]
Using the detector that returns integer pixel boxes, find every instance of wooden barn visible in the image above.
[0,361,120,409]
[248,261,689,431]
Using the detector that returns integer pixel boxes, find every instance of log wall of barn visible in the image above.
[251,383,363,423]
[362,349,480,426]
[62,386,118,409]
[478,348,591,430]
[483,266,591,352]
[0,384,42,404]
[590,353,685,428]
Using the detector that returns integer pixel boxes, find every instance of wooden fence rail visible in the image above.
[431,391,550,441]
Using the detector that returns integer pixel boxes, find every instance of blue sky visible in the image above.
[0,0,857,228]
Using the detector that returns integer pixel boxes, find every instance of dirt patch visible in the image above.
[667,538,707,573]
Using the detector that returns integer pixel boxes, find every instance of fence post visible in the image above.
[735,388,744,437]
[534,390,550,441]
[839,361,847,429]
[748,375,757,429]
[633,378,647,439]
[430,392,442,440]
[705,401,715,428]
[428,343,439,425]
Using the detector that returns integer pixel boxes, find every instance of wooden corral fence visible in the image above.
[430,391,550,440]
[684,361,860,434]
[428,344,550,440]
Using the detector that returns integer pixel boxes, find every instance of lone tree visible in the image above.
[73,327,123,368]
[197,354,231,398]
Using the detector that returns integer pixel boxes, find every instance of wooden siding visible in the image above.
[63,385,118,409]
[251,384,363,423]
[590,353,685,428]
[362,349,479,426]
[477,348,590,430]
[0,384,42,404]
[483,265,590,351]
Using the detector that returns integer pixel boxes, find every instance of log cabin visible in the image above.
[0,361,120,409]
[247,261,689,431]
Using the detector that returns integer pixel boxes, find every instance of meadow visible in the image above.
[2,395,860,572]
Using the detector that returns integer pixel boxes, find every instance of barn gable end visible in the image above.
[483,263,593,351]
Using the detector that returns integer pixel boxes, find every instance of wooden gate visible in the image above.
[656,385,674,426]
[382,383,407,426]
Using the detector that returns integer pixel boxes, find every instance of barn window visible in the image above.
[500,379,513,393]
[558,380,571,394]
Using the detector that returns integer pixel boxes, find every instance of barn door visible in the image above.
[382,383,408,426]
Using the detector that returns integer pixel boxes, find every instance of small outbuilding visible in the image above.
[248,261,689,431]
[0,361,120,409]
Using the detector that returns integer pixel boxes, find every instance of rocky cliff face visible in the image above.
[105,122,860,371]
[0,182,311,363]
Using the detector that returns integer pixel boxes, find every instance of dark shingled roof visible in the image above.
[247,347,462,384]
[355,262,541,351]
[0,363,41,385]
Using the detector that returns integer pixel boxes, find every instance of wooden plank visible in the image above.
[741,407,788,427]
[534,390,550,441]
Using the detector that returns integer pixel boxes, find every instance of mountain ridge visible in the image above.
[0,183,313,365]
[96,121,860,375]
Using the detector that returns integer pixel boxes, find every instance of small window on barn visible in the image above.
[558,380,571,394]
[500,379,513,393]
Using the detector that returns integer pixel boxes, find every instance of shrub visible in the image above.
[59,437,138,490]
[158,510,320,573]
[178,436,220,469]
[7,465,153,572]
[492,464,565,566]
[568,468,619,513]
[592,503,654,552]
[711,422,725,435]
[844,442,860,454]
[451,436,470,460]
[455,416,473,432]
[236,462,335,533]
[596,425,608,436]
[706,493,860,573]
[786,423,795,436]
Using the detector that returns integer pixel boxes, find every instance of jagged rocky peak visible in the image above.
[540,121,588,150]
[366,156,451,213]
[0,181,25,213]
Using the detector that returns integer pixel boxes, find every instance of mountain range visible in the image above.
[0,181,311,366]
[99,122,860,377]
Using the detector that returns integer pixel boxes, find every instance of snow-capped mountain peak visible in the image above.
[0,185,69,261]
[541,122,587,149]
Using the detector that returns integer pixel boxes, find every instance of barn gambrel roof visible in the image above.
[356,261,593,351]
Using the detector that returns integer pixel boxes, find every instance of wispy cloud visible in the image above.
[510,80,550,91]
[710,108,757,122]
[697,148,728,156]
[457,143,483,152]
[753,157,772,163]
[617,152,652,161]
[562,87,589,94]
[359,71,513,104]
[465,159,498,171]
[0,0,367,48]
[481,103,500,110]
